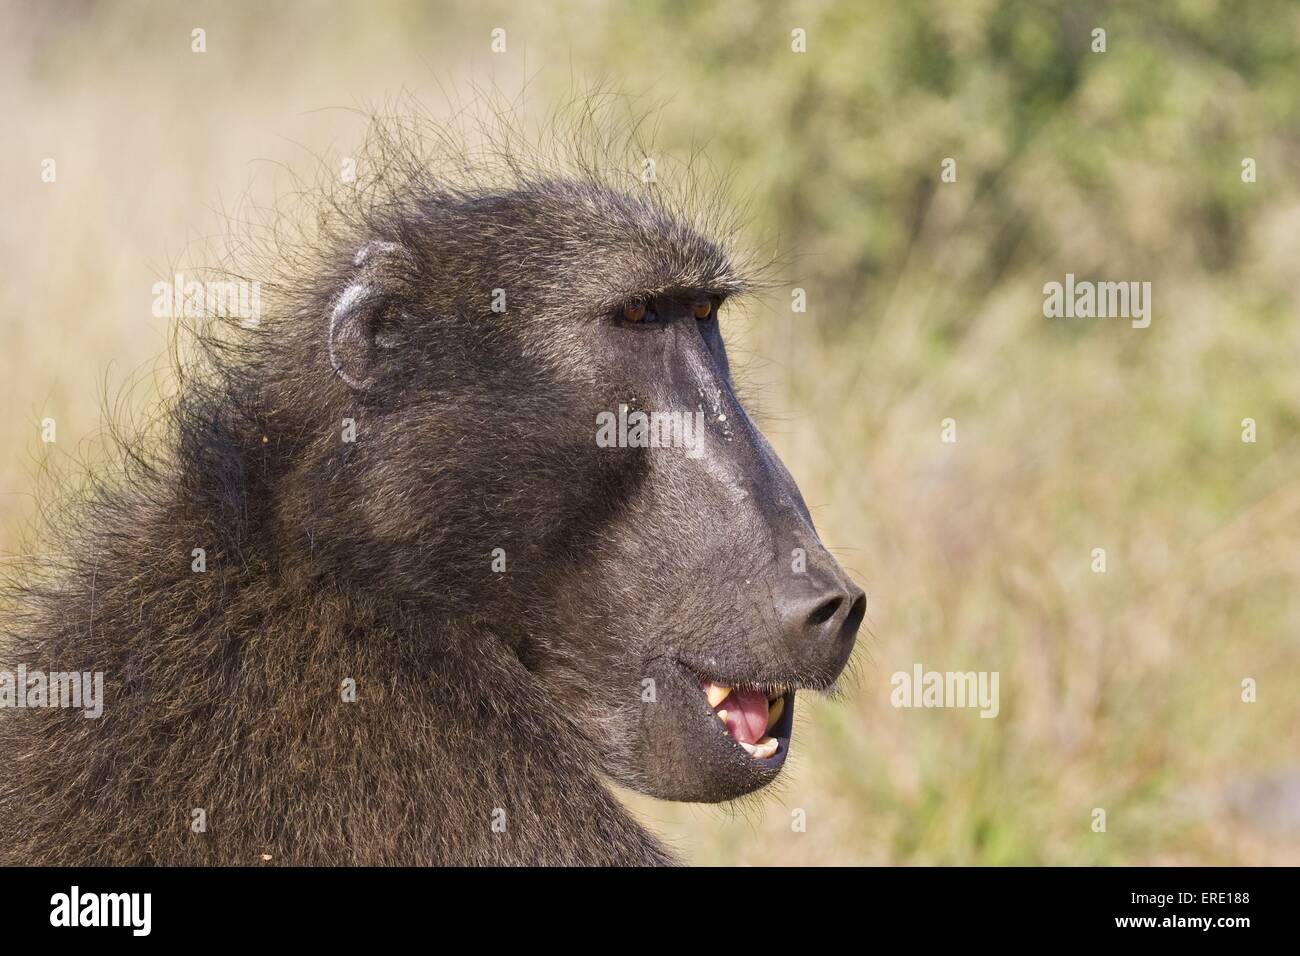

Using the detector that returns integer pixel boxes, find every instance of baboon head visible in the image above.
[299,175,864,804]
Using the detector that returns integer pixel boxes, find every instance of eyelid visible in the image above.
[615,294,725,324]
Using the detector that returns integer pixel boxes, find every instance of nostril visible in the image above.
[806,595,843,628]
[844,592,866,633]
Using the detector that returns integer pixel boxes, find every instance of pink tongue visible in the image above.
[717,688,769,745]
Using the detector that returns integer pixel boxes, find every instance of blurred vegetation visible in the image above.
[2,0,1298,863]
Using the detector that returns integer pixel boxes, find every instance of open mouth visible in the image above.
[698,678,795,766]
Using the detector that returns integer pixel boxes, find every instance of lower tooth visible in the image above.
[739,736,780,759]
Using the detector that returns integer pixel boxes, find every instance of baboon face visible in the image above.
[324,182,864,803]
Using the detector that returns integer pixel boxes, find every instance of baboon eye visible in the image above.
[692,298,714,320]
[622,300,648,322]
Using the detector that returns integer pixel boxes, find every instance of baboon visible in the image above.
[0,109,864,865]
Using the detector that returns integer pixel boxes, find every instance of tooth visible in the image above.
[752,736,779,759]
[768,688,785,702]
[717,709,728,724]
[767,696,784,730]
[738,741,758,755]
[705,682,731,707]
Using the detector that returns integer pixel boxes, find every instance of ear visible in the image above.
[328,241,411,390]
[328,280,382,390]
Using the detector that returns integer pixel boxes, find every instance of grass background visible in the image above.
[2,0,1298,864]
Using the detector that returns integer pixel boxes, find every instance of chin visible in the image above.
[621,662,804,803]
